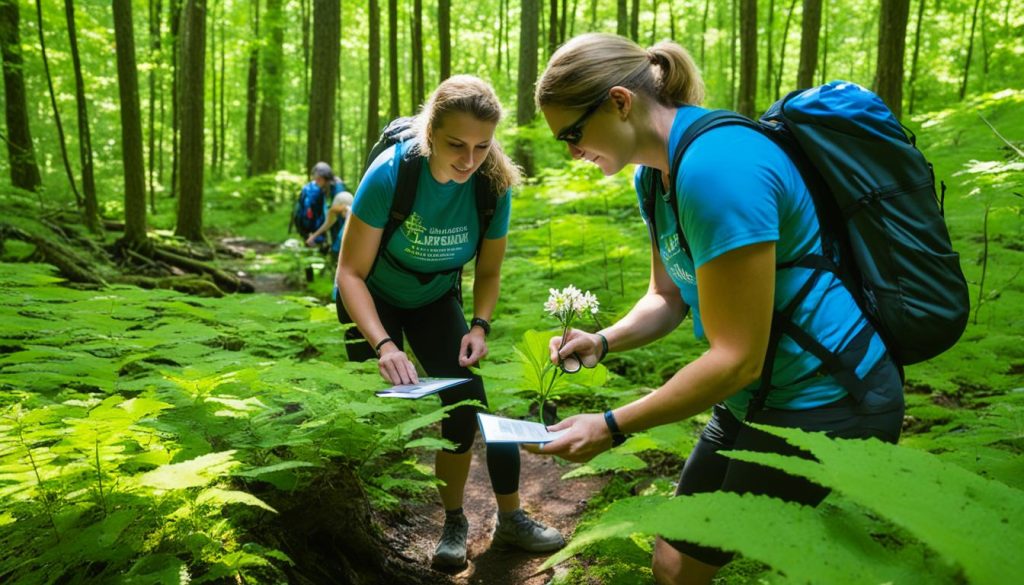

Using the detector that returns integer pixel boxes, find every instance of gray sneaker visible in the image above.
[492,509,565,552]
[433,512,469,567]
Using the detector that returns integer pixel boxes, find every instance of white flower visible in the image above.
[545,285,600,324]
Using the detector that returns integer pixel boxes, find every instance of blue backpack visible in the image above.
[291,182,327,240]
[641,81,969,411]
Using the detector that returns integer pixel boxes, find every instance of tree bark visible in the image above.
[959,0,982,100]
[766,0,775,103]
[245,0,259,176]
[797,0,823,88]
[113,0,149,248]
[0,0,41,192]
[548,0,558,58]
[775,0,799,99]
[412,0,424,108]
[700,0,711,68]
[907,0,925,114]
[148,0,162,212]
[388,0,399,119]
[630,0,639,40]
[64,0,99,233]
[209,0,218,174]
[820,0,829,83]
[874,0,911,118]
[35,0,81,208]
[307,0,341,171]
[365,0,381,166]
[738,0,758,117]
[175,0,206,242]
[516,0,539,176]
[169,0,181,198]
[617,0,627,36]
[253,0,283,174]
[438,0,450,82]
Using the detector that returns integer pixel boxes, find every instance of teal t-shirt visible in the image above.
[635,106,886,418]
[352,141,512,308]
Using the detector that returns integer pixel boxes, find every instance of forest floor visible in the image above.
[385,441,608,585]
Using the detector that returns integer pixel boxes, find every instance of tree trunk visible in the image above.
[907,0,925,114]
[113,0,149,248]
[959,0,982,100]
[208,0,218,174]
[766,0,775,104]
[301,0,310,99]
[245,0,259,176]
[700,0,711,68]
[548,0,558,58]
[617,0,627,36]
[218,2,225,173]
[412,0,424,109]
[730,0,738,108]
[630,0,639,40]
[820,0,829,83]
[0,0,41,192]
[874,0,911,118]
[253,0,283,174]
[797,0,822,88]
[365,0,381,166]
[438,0,450,82]
[169,0,181,198]
[147,0,162,212]
[64,0,99,233]
[307,0,340,172]
[516,0,539,176]
[775,0,799,99]
[388,0,399,119]
[35,0,81,208]
[175,0,206,242]
[738,0,757,117]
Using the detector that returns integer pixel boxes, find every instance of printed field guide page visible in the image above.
[477,413,567,443]
[375,377,471,399]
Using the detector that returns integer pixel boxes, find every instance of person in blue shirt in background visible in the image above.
[531,33,904,585]
[336,75,565,568]
[303,161,352,256]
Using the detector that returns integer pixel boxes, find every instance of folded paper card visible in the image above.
[375,377,471,399]
[477,413,567,444]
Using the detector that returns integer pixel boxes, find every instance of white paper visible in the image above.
[375,377,471,399]
[477,413,567,444]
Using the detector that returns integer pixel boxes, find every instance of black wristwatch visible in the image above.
[470,317,491,336]
[603,410,627,447]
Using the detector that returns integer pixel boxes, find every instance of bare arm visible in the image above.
[534,241,776,461]
[550,246,689,366]
[306,196,352,245]
[459,235,506,367]
[336,214,418,384]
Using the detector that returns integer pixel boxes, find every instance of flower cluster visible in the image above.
[544,285,600,322]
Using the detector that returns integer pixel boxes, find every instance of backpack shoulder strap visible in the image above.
[369,152,423,278]
[472,172,499,260]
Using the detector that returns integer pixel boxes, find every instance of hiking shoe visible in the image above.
[432,512,469,567]
[492,509,565,552]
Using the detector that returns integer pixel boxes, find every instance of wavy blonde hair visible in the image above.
[411,75,522,193]
[535,33,704,111]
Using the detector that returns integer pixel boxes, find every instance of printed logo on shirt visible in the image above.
[660,234,695,285]
[401,212,471,263]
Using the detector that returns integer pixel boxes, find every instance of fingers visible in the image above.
[460,334,489,368]
[378,352,418,385]
[546,416,575,432]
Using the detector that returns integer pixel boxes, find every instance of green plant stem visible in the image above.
[94,439,108,517]
[15,422,61,541]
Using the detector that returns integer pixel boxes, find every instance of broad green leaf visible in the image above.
[197,487,277,513]
[138,451,240,490]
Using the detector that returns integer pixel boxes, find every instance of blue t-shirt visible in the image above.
[303,179,346,249]
[352,141,512,308]
[635,106,886,418]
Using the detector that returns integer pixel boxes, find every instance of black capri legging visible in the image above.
[667,353,905,566]
[336,289,520,495]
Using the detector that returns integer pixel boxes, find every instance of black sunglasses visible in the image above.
[555,96,609,145]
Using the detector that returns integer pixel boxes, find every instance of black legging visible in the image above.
[337,289,520,495]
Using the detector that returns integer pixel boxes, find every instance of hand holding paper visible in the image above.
[477,413,567,444]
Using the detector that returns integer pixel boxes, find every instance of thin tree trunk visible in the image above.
[797,0,822,88]
[113,0,149,248]
[35,0,81,208]
[218,2,225,173]
[548,0,558,58]
[253,0,283,174]
[496,0,504,72]
[907,0,926,114]
[776,0,799,99]
[517,0,539,176]
[731,0,738,109]
[438,0,450,82]
[617,0,627,36]
[820,0,829,84]
[148,0,162,211]
[301,0,310,99]
[0,0,41,192]
[766,0,775,103]
[700,0,711,68]
[365,0,381,164]
[169,0,181,198]
[307,0,340,171]
[209,0,218,174]
[630,0,639,40]
[245,0,259,176]
[389,0,399,119]
[413,0,424,108]
[175,0,206,241]
[65,0,98,232]
[738,0,756,116]
[874,0,911,118]
[959,0,982,99]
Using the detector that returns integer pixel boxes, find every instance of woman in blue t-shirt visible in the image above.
[531,34,904,584]
[336,75,564,568]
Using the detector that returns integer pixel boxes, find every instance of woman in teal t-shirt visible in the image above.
[530,35,904,584]
[336,75,564,568]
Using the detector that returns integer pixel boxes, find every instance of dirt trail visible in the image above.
[387,440,608,585]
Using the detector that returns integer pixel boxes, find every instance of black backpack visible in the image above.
[641,81,969,412]
[363,117,499,290]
